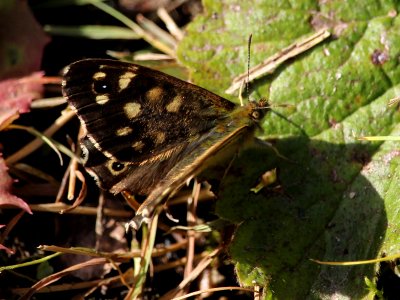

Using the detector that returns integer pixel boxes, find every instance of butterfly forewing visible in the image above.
[62,59,237,194]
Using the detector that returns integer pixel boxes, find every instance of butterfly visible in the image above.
[62,59,268,229]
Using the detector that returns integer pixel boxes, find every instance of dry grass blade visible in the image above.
[136,14,177,50]
[6,124,64,166]
[19,257,108,299]
[61,169,87,213]
[12,269,134,296]
[160,248,221,299]
[66,153,79,200]
[31,97,66,108]
[39,240,187,260]
[157,7,184,40]
[183,180,201,286]
[29,203,132,218]
[5,109,76,165]
[89,0,176,57]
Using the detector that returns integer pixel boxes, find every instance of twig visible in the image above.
[225,29,331,94]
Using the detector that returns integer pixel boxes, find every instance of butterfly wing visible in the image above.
[130,103,262,228]
[62,59,236,195]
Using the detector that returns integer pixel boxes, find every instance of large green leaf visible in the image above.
[177,0,400,299]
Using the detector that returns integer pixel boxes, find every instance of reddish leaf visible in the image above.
[0,71,43,129]
[0,241,14,254]
[0,156,32,214]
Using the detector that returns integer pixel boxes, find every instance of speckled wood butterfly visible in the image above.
[62,59,268,229]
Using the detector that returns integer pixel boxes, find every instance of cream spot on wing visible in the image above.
[116,126,133,136]
[154,131,166,144]
[146,86,163,102]
[124,102,141,118]
[96,94,109,105]
[132,141,145,151]
[166,95,183,112]
[93,72,106,80]
[118,72,136,91]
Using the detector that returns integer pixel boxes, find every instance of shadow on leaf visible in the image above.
[215,136,387,299]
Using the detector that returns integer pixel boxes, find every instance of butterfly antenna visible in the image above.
[246,33,253,105]
[270,110,307,136]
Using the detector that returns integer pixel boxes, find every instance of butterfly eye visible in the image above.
[251,110,261,120]
[111,161,125,172]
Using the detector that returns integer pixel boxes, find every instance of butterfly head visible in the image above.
[248,98,270,122]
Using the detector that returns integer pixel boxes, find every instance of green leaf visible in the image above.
[177,0,400,299]
[36,261,54,280]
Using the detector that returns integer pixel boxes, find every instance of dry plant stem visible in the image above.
[90,0,176,57]
[184,181,201,278]
[160,248,221,300]
[83,285,100,299]
[65,125,85,202]
[31,97,66,108]
[61,169,87,213]
[28,203,132,218]
[132,52,173,61]
[225,29,331,94]
[157,7,184,40]
[12,269,134,296]
[254,285,262,300]
[108,259,131,288]
[136,14,177,50]
[56,159,73,202]
[122,191,141,211]
[95,192,105,250]
[5,109,75,165]
[67,156,78,200]
[11,253,208,296]
[40,241,189,261]
[19,257,108,300]
[56,136,77,202]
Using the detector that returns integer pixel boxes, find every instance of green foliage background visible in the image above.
[178,1,400,299]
